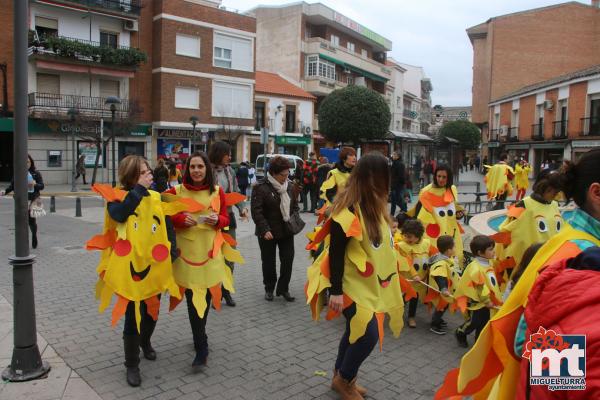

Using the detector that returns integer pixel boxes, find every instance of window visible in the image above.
[213,33,252,72]
[347,75,354,85]
[330,34,339,47]
[305,56,335,81]
[307,55,318,76]
[176,34,200,58]
[285,105,296,133]
[99,80,120,98]
[255,101,266,130]
[35,16,57,39]
[396,96,401,108]
[100,31,118,49]
[175,87,199,109]
[361,49,368,58]
[36,73,59,94]
[511,109,519,127]
[212,81,252,118]
[347,42,355,52]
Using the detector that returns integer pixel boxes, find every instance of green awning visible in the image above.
[0,118,12,132]
[318,54,388,83]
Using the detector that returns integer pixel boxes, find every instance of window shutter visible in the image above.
[37,73,59,94]
[35,17,58,29]
[99,80,120,98]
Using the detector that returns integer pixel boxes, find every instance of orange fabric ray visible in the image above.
[224,192,246,207]
[347,213,362,238]
[111,295,129,327]
[496,257,516,272]
[92,184,127,202]
[375,313,385,351]
[325,295,354,320]
[507,205,525,219]
[209,285,222,312]
[320,255,331,279]
[491,232,511,245]
[212,231,224,258]
[420,191,451,211]
[144,295,160,321]
[436,298,449,311]
[313,219,332,244]
[169,286,186,311]
[423,288,438,304]
[399,276,417,301]
[455,297,467,313]
[310,294,320,320]
[222,232,237,246]
[179,197,205,214]
[86,229,116,250]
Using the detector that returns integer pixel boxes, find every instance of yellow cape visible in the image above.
[484,164,514,200]
[514,164,531,190]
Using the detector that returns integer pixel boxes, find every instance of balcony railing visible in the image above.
[531,124,544,141]
[28,92,129,118]
[489,129,499,142]
[552,120,568,139]
[403,109,418,120]
[50,0,141,16]
[508,127,519,142]
[580,117,600,137]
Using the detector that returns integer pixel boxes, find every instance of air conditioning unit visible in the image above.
[342,68,351,74]
[544,100,554,110]
[499,125,508,136]
[303,126,312,136]
[123,20,139,32]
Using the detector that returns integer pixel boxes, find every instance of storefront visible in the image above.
[0,118,13,182]
[571,139,600,162]
[275,135,311,158]
[156,128,211,160]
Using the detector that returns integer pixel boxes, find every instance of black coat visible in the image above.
[391,159,405,188]
[5,168,44,201]
[251,179,299,240]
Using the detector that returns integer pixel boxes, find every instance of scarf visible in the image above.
[267,173,291,222]
[214,165,234,193]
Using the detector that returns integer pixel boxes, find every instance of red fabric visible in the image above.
[166,185,229,230]
[516,257,600,399]
[303,159,319,185]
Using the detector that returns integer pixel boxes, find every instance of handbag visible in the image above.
[286,211,305,235]
[29,198,46,219]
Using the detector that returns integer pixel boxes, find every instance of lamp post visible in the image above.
[189,116,198,154]
[67,108,78,192]
[104,96,121,187]
[2,0,50,382]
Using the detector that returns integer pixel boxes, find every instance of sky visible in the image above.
[221,0,590,106]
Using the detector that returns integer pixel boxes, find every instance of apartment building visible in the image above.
[250,2,392,150]
[0,0,146,184]
[467,1,600,161]
[140,0,256,163]
[396,62,433,136]
[385,58,406,133]
[487,64,600,174]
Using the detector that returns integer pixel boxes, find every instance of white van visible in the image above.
[255,154,304,181]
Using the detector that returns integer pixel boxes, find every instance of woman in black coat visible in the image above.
[251,156,300,302]
[2,154,44,248]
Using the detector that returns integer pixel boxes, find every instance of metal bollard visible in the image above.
[50,196,56,213]
[75,197,82,217]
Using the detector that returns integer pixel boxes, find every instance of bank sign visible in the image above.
[332,12,391,49]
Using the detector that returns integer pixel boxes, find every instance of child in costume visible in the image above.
[165,151,244,369]
[514,159,531,201]
[454,235,502,348]
[427,235,460,335]
[484,153,515,210]
[306,154,405,400]
[396,219,438,329]
[86,155,184,387]
[317,146,356,222]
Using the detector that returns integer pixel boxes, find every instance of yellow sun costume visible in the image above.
[408,184,465,265]
[426,255,461,311]
[484,163,514,200]
[86,184,199,331]
[492,196,565,284]
[514,164,531,190]
[306,208,405,347]
[453,258,502,314]
[435,224,600,400]
[395,238,438,301]
[316,168,351,223]
[166,185,245,318]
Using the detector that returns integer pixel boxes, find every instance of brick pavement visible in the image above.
[0,191,474,400]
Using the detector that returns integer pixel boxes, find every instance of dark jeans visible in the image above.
[335,304,378,381]
[123,298,159,336]
[493,192,508,210]
[431,307,447,327]
[238,185,248,196]
[75,172,87,184]
[458,307,490,340]
[185,289,211,353]
[390,185,407,215]
[408,295,418,318]
[301,183,318,211]
[28,215,37,240]
[258,235,294,294]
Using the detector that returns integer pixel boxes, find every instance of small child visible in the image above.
[396,218,438,328]
[427,235,458,335]
[454,235,502,348]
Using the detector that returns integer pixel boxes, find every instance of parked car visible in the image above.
[255,154,304,181]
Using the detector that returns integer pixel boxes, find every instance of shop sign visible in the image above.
[157,138,190,159]
[572,140,600,148]
[275,136,311,145]
[157,129,203,139]
[332,12,390,49]
[78,141,102,167]
[488,142,500,148]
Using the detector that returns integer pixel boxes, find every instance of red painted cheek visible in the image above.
[426,224,440,238]
[114,239,132,257]
[152,244,169,262]
[359,262,374,278]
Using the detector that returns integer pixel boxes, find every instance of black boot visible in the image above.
[32,234,38,249]
[123,334,141,387]
[139,319,157,361]
[222,288,236,307]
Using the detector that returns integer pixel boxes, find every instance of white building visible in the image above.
[397,62,433,135]
[386,58,407,132]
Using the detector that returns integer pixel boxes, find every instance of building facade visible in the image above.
[397,62,433,135]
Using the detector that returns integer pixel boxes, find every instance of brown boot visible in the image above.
[331,373,364,400]
[333,369,367,396]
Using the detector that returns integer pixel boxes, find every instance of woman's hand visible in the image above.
[240,208,249,222]
[263,231,273,240]
[328,295,344,313]
[204,214,218,226]
[412,275,421,282]
[183,213,197,227]
[138,170,153,188]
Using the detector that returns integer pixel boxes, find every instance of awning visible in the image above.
[505,144,530,150]
[0,118,12,132]
[390,130,434,142]
[318,54,388,83]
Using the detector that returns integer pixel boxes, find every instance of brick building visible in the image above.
[467,1,600,162]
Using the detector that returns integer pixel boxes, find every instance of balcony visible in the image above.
[508,127,519,142]
[303,76,346,96]
[552,120,568,139]
[580,117,600,137]
[43,0,142,17]
[531,124,545,141]
[28,34,146,70]
[28,92,129,119]
[302,37,391,83]
[403,109,418,120]
[489,129,500,142]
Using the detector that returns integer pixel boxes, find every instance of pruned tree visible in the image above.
[438,120,481,150]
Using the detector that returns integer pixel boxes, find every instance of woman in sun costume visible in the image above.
[316,146,356,223]
[514,159,531,202]
[306,153,404,399]
[165,151,245,368]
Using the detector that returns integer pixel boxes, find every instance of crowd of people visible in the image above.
[5,143,599,399]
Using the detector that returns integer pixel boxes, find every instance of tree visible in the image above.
[439,120,481,150]
[318,85,391,144]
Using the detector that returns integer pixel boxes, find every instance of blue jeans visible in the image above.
[390,185,408,216]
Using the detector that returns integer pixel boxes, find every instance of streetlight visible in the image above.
[67,108,78,192]
[189,115,198,153]
[104,96,121,187]
[2,0,50,382]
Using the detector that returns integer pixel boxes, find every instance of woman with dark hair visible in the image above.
[436,148,600,399]
[409,164,465,265]
[165,151,243,369]
[2,154,45,248]
[319,146,357,210]
[208,141,249,307]
[153,158,170,192]
[306,153,405,399]
[251,156,301,302]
